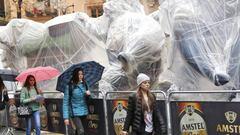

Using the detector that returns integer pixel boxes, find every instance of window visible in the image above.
[88,6,103,18]
[0,0,5,17]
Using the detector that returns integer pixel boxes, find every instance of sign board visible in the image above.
[171,101,240,135]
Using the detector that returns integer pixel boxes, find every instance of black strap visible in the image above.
[69,84,74,117]
[84,82,88,90]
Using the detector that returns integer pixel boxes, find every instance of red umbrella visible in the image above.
[16,66,60,83]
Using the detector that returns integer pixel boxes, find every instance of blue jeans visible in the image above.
[25,111,41,135]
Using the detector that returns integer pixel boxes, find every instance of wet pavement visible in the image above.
[0,127,64,135]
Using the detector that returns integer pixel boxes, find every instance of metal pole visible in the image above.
[65,125,69,135]
[151,90,171,135]
[103,91,109,135]
[166,89,173,135]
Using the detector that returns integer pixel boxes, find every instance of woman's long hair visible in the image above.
[137,87,155,112]
[70,67,87,88]
[23,75,39,94]
[0,76,5,92]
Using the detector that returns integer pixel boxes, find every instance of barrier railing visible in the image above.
[7,89,240,135]
[168,90,240,135]
[104,90,167,135]
[6,90,106,135]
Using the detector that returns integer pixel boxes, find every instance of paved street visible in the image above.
[0,127,64,135]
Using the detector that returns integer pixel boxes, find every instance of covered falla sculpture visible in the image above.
[0,0,240,100]
[0,0,166,92]
[154,0,240,100]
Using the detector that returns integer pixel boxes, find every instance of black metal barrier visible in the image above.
[168,90,240,135]
[9,89,240,135]
[7,91,106,135]
[105,91,167,135]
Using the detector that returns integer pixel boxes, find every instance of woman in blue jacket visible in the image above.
[63,67,91,135]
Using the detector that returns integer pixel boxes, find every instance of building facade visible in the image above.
[0,0,159,25]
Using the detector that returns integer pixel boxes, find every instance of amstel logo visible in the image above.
[216,111,239,134]
[225,111,237,124]
[178,103,208,135]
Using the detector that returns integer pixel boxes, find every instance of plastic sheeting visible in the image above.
[0,14,109,91]
[0,0,166,92]
[99,0,166,92]
[155,0,240,94]
[0,19,47,52]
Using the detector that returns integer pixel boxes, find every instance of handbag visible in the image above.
[85,95,93,106]
[83,83,93,106]
[17,105,33,117]
[17,90,33,117]
[0,102,5,110]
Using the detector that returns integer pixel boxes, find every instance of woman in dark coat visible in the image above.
[0,76,9,111]
[0,76,9,126]
[121,73,166,135]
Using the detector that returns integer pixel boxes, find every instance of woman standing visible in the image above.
[63,67,91,135]
[0,76,9,110]
[121,73,166,135]
[20,75,42,135]
[0,76,9,126]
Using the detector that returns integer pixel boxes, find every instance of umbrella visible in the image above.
[16,66,60,83]
[0,69,18,81]
[56,61,105,92]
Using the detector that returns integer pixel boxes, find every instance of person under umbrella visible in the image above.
[63,67,91,135]
[20,75,44,135]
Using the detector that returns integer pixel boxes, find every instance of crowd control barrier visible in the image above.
[104,90,167,135]
[6,90,106,135]
[168,90,240,135]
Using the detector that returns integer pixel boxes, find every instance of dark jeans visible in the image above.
[68,116,85,135]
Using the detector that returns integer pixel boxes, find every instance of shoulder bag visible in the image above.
[17,91,33,117]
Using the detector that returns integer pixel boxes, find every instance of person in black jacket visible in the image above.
[121,73,166,135]
[0,76,9,111]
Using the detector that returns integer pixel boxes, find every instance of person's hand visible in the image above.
[120,131,128,135]
[31,96,37,101]
[86,90,91,96]
[38,89,43,94]
[64,119,70,125]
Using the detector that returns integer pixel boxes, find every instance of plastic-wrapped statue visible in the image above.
[99,0,166,92]
[0,0,166,92]
[153,0,240,100]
